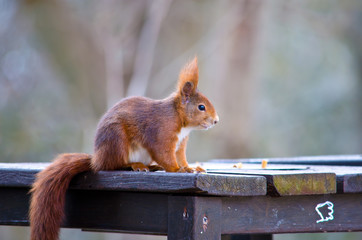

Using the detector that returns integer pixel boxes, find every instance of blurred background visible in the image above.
[0,0,361,239]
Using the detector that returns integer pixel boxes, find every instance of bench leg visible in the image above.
[168,196,222,240]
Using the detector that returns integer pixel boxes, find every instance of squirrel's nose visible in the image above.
[213,116,219,125]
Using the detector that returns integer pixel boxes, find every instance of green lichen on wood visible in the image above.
[273,173,336,196]
[196,174,267,196]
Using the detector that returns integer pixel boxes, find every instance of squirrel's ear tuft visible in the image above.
[178,57,199,98]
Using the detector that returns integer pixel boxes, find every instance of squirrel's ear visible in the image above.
[181,81,194,102]
[178,57,199,101]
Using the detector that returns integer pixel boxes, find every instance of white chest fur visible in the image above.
[176,127,194,150]
[128,144,153,165]
[128,127,194,164]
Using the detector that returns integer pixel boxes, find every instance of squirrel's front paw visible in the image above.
[178,166,194,173]
[177,166,206,173]
[194,166,206,173]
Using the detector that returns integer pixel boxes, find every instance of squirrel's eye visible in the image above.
[198,104,206,111]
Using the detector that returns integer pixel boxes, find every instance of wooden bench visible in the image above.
[0,155,362,239]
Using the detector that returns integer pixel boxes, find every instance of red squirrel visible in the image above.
[29,57,219,240]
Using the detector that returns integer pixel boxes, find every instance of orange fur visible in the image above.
[29,57,219,240]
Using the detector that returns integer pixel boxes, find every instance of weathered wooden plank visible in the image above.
[295,165,362,194]
[0,163,266,196]
[266,165,362,194]
[0,163,48,170]
[203,162,362,194]
[168,196,222,240]
[2,160,362,195]
[70,171,197,192]
[0,163,46,187]
[0,188,30,226]
[206,167,336,196]
[0,169,37,187]
[221,194,362,234]
[70,172,267,196]
[2,185,362,236]
[268,173,336,196]
[0,187,169,234]
[201,162,362,195]
[211,155,362,166]
[197,174,266,196]
[65,190,169,234]
[222,234,273,240]
[337,174,362,193]
[314,166,362,194]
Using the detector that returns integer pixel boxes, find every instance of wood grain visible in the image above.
[0,163,266,196]
[221,194,362,234]
[168,196,222,240]
[211,155,362,166]
[206,167,336,196]
[1,157,362,238]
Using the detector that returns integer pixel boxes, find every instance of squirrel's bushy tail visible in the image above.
[29,153,92,240]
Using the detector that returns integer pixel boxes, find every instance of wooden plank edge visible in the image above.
[270,173,336,196]
[338,174,362,193]
[196,173,267,196]
[210,155,362,166]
